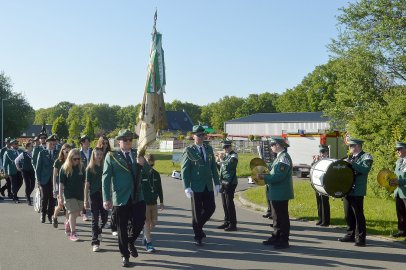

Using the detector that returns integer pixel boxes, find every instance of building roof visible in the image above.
[226,112,329,123]
[20,124,52,138]
[165,110,194,132]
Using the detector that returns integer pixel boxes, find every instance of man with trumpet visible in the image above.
[389,141,406,238]
[257,136,294,249]
[216,140,238,232]
[338,138,373,247]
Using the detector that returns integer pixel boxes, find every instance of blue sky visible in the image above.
[1,0,351,110]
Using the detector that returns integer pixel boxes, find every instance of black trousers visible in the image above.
[0,176,11,196]
[22,170,35,201]
[395,194,406,233]
[343,196,366,240]
[271,200,290,243]
[266,185,272,214]
[90,191,108,245]
[11,172,23,201]
[40,180,55,219]
[114,200,146,258]
[111,207,117,232]
[316,192,330,225]
[191,187,216,240]
[221,184,237,225]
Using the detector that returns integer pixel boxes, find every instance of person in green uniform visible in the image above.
[312,145,330,227]
[84,147,108,252]
[15,142,36,205]
[36,134,59,223]
[32,132,47,169]
[257,136,294,249]
[181,125,220,246]
[51,143,71,229]
[141,153,164,253]
[0,137,12,199]
[102,129,149,267]
[58,149,85,242]
[216,140,238,231]
[338,138,373,246]
[389,141,406,238]
[3,139,23,203]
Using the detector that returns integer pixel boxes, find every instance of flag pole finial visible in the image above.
[153,9,157,34]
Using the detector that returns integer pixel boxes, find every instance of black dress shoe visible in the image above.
[319,223,330,227]
[40,216,46,223]
[217,223,229,229]
[274,241,290,249]
[224,225,237,231]
[121,257,130,267]
[262,237,277,246]
[392,231,406,238]
[338,236,355,242]
[129,245,138,258]
[262,213,272,218]
[194,239,203,246]
[315,221,322,226]
[355,240,366,247]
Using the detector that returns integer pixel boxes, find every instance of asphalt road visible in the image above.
[0,176,404,270]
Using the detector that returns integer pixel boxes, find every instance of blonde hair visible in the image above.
[62,149,83,177]
[87,147,104,175]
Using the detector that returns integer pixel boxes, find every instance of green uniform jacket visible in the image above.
[141,168,163,205]
[32,145,46,168]
[59,165,85,201]
[219,150,238,185]
[102,149,149,206]
[394,158,406,199]
[36,149,59,185]
[264,150,294,201]
[181,144,220,192]
[348,151,373,196]
[3,149,22,176]
[86,165,103,195]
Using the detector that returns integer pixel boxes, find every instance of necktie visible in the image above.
[199,146,205,161]
[125,152,132,170]
[49,151,53,160]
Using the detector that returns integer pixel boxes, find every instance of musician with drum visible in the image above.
[389,141,406,238]
[338,138,373,247]
[257,136,294,249]
[312,145,330,227]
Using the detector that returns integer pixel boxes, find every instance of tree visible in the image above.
[69,120,81,143]
[82,117,95,141]
[0,72,35,138]
[52,115,69,139]
[235,92,279,118]
[209,96,245,131]
[116,105,140,129]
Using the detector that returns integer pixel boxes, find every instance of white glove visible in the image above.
[215,185,221,195]
[184,188,193,199]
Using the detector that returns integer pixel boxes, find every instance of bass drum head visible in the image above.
[323,160,354,198]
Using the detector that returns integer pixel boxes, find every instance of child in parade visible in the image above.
[141,153,164,252]
[84,147,108,252]
[58,149,85,241]
[14,141,36,205]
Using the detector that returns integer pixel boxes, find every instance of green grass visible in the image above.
[243,180,399,237]
[148,151,257,177]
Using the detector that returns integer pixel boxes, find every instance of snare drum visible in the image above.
[310,158,354,198]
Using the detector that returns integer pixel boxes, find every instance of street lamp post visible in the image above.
[1,98,9,148]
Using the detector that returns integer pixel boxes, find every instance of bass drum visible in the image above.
[310,158,354,198]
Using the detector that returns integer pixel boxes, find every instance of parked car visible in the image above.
[292,164,311,178]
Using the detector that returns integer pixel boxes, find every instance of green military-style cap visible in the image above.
[9,138,18,145]
[222,140,232,149]
[46,134,58,142]
[395,141,406,150]
[270,136,289,147]
[348,138,364,145]
[192,125,206,134]
[80,134,90,142]
[115,129,138,140]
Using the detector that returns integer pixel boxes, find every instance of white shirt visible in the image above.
[121,150,134,164]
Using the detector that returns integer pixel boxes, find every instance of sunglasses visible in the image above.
[270,143,277,147]
[122,138,133,142]
[72,158,80,161]
[196,133,205,138]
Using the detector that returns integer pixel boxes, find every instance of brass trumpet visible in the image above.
[249,158,269,186]
[377,169,397,193]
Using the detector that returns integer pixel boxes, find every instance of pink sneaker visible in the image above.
[65,221,71,236]
[70,233,79,242]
